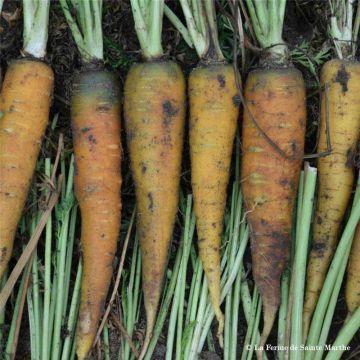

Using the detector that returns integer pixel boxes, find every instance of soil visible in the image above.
[1,1,360,359]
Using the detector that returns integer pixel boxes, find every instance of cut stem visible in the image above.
[329,0,358,59]
[23,0,50,58]
[245,0,289,64]
[168,0,224,61]
[130,0,164,60]
[59,0,103,63]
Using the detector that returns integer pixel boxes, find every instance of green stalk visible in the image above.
[353,1,360,56]
[27,288,37,360]
[230,273,241,360]
[329,0,358,59]
[133,241,142,355]
[197,227,250,354]
[176,207,195,359]
[60,0,103,62]
[166,196,194,360]
[247,297,262,360]
[51,158,75,360]
[324,307,360,360]
[188,277,209,360]
[130,0,164,60]
[178,0,207,58]
[61,262,82,360]
[224,185,238,360]
[42,158,52,360]
[23,0,50,58]
[184,258,203,344]
[123,235,140,359]
[170,0,224,61]
[311,176,360,359]
[240,273,267,360]
[164,5,193,47]
[241,288,260,360]
[313,249,350,360]
[103,323,110,360]
[62,206,78,320]
[5,263,30,359]
[245,0,288,64]
[47,272,57,356]
[290,166,317,360]
[305,187,360,359]
[31,249,42,360]
[144,235,184,360]
[278,270,290,360]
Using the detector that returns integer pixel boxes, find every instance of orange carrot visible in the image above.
[71,70,122,358]
[241,0,306,349]
[0,59,54,279]
[124,61,185,358]
[166,0,241,344]
[59,1,122,358]
[303,0,360,335]
[189,64,239,343]
[124,3,187,358]
[0,0,53,279]
[242,67,306,346]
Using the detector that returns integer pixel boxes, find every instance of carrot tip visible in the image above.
[216,312,225,348]
[138,331,151,360]
[260,304,277,350]
[302,315,311,344]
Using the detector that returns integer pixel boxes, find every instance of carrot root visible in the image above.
[124,60,186,354]
[241,67,306,344]
[304,59,360,332]
[0,59,54,278]
[72,70,122,359]
[189,63,240,344]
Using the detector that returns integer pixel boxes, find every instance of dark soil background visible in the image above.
[1,0,360,359]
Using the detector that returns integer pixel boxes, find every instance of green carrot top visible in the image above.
[329,0,360,60]
[130,0,165,60]
[166,0,225,62]
[23,0,51,58]
[245,0,288,65]
[59,0,104,63]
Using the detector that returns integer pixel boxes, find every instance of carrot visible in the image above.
[241,0,306,350]
[167,0,240,344]
[72,70,121,358]
[0,1,53,279]
[124,2,185,358]
[303,0,360,337]
[60,2,122,358]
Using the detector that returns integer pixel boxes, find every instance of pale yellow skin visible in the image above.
[304,60,360,337]
[346,223,360,314]
[0,60,53,278]
[189,63,240,343]
[124,61,185,357]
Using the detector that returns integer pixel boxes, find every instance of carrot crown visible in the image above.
[23,0,50,58]
[166,0,225,62]
[59,0,103,64]
[245,0,288,65]
[130,0,165,61]
[329,0,360,59]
